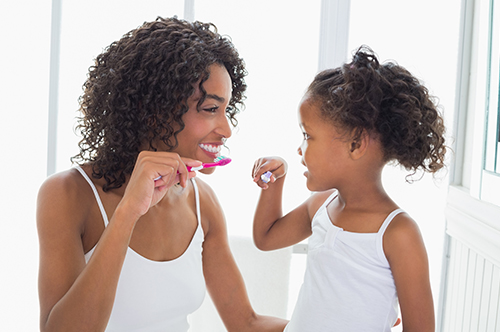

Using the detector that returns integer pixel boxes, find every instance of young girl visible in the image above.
[252,46,446,332]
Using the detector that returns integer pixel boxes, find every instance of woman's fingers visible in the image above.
[148,154,202,188]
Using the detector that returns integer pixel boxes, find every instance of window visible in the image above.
[481,0,500,205]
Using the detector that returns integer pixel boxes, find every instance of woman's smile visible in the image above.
[199,143,223,159]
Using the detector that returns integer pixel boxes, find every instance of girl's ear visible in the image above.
[349,130,369,160]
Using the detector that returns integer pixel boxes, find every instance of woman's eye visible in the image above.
[302,132,310,140]
[203,106,219,113]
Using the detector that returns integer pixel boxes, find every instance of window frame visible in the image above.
[459,0,500,207]
[481,0,500,205]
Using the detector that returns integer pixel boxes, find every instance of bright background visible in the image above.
[0,1,461,330]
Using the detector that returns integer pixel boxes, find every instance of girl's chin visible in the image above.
[305,176,329,192]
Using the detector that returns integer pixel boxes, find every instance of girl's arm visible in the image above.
[197,179,288,332]
[384,213,435,332]
[252,157,330,251]
[37,152,198,332]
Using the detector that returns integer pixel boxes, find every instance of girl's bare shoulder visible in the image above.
[383,212,426,261]
[305,189,337,219]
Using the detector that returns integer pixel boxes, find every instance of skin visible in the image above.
[251,96,434,332]
[37,64,287,332]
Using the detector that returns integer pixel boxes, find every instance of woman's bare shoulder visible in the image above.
[190,177,226,236]
[37,166,96,231]
[191,177,221,208]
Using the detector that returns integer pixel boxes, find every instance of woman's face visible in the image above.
[173,64,233,174]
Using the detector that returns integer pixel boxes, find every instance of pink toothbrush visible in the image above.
[154,156,231,181]
[186,156,232,171]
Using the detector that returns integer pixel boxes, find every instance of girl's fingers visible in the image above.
[252,158,285,184]
[252,159,265,179]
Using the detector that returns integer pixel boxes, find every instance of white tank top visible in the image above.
[75,165,206,332]
[285,190,402,332]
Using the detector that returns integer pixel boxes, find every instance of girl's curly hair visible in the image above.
[71,16,247,191]
[307,45,446,179]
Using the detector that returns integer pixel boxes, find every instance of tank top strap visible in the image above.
[74,164,110,226]
[190,177,201,226]
[321,189,339,210]
[377,208,405,235]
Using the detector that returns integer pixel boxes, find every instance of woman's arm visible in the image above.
[384,214,435,332]
[197,180,288,332]
[252,157,330,251]
[37,152,198,332]
[37,170,138,332]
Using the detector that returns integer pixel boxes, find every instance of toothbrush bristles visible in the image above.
[214,156,231,166]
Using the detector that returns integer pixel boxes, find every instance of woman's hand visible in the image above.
[252,157,288,190]
[118,151,202,220]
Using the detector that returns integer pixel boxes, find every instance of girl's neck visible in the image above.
[334,171,394,211]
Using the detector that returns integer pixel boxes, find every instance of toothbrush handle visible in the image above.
[186,165,204,172]
[197,162,217,168]
[154,165,201,181]
[155,162,215,181]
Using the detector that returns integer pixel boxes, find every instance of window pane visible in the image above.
[485,0,500,174]
[56,0,184,172]
[481,0,500,206]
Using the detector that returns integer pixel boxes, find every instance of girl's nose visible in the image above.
[297,146,303,156]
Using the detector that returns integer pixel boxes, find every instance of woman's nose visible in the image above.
[216,112,232,139]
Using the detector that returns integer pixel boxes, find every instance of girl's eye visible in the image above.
[302,132,310,140]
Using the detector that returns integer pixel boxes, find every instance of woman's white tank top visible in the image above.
[75,165,206,332]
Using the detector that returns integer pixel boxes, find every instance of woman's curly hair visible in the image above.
[71,16,247,191]
[307,45,446,179]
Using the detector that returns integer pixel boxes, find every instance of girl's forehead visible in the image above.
[299,97,324,123]
[299,97,346,136]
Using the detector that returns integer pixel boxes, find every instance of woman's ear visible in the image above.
[349,130,369,160]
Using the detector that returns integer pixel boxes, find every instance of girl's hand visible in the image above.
[119,151,202,220]
[252,157,288,190]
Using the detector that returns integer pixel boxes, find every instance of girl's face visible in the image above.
[172,64,233,175]
[297,96,352,191]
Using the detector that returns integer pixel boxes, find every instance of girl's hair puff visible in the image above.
[307,45,446,179]
[72,16,247,191]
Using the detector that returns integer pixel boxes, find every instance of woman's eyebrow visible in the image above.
[206,94,225,102]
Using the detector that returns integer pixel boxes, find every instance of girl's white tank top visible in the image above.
[75,165,206,332]
[285,190,402,332]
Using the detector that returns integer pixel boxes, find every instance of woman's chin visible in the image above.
[199,167,216,175]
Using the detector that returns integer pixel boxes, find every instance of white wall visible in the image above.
[347,1,461,313]
[0,1,52,330]
[0,0,461,330]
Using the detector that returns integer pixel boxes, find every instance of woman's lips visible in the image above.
[199,143,222,159]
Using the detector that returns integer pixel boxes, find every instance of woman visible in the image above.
[37,16,287,332]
